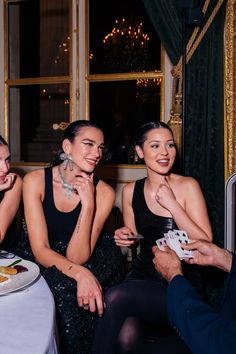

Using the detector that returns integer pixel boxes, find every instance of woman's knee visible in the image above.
[105,285,131,309]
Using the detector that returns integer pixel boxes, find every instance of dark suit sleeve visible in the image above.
[167,259,236,354]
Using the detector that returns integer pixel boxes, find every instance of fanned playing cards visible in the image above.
[156,229,193,260]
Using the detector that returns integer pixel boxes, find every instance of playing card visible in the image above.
[163,230,176,247]
[164,230,175,240]
[172,229,193,259]
[127,234,144,241]
[156,230,193,259]
[156,237,168,251]
[173,230,189,244]
[167,237,192,260]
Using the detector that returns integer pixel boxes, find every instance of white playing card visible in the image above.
[172,229,193,259]
[173,230,189,244]
[167,237,192,260]
[164,230,176,247]
[165,230,175,239]
[156,230,193,260]
[156,237,168,251]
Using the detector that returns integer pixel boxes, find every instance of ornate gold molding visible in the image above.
[225,0,236,179]
[167,92,182,156]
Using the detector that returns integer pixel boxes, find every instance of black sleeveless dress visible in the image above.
[127,178,202,291]
[10,168,125,354]
[91,178,199,353]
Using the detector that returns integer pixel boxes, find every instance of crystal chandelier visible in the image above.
[103,17,150,72]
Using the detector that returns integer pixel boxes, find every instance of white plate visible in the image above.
[0,258,40,295]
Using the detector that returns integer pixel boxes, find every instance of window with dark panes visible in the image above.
[5,0,162,165]
[6,0,71,163]
[88,0,162,164]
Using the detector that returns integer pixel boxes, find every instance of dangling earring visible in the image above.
[60,152,74,171]
[134,151,139,164]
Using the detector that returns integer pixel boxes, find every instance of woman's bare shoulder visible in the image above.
[123,181,136,194]
[14,173,23,185]
[97,179,115,199]
[171,173,201,193]
[23,168,45,184]
[13,174,23,192]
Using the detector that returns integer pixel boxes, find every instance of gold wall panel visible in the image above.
[225,0,236,179]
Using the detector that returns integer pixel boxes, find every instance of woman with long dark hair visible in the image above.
[93,121,212,354]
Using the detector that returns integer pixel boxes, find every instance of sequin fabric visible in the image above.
[12,228,125,354]
[7,167,126,354]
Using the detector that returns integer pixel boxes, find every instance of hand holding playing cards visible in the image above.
[114,227,144,247]
[152,245,183,283]
[156,230,193,260]
[183,240,233,273]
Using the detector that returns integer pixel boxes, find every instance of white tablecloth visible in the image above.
[0,274,59,354]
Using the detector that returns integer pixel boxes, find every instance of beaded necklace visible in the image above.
[58,164,75,199]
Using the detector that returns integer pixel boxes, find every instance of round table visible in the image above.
[0,274,59,354]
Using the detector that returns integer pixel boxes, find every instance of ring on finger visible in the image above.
[82,304,89,310]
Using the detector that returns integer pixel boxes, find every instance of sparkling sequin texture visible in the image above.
[12,230,125,354]
[7,168,125,354]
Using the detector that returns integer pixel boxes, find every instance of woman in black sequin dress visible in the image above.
[93,122,213,354]
[23,121,124,354]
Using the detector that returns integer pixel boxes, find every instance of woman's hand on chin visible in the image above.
[155,178,176,211]
[0,173,16,191]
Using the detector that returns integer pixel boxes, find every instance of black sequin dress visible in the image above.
[10,168,125,354]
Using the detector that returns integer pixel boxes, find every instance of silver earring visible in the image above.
[60,152,73,171]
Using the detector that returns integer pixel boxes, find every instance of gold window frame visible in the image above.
[4,0,74,159]
[84,0,165,169]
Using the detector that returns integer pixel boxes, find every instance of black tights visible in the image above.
[92,279,183,354]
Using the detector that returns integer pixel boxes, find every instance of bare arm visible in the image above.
[0,174,22,242]
[156,177,212,241]
[90,181,115,251]
[23,170,105,315]
[23,170,78,271]
[114,182,138,247]
[65,172,96,264]
[66,179,115,263]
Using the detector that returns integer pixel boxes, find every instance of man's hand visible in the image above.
[183,240,233,273]
[152,246,183,283]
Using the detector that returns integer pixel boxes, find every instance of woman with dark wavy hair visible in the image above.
[23,120,124,354]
